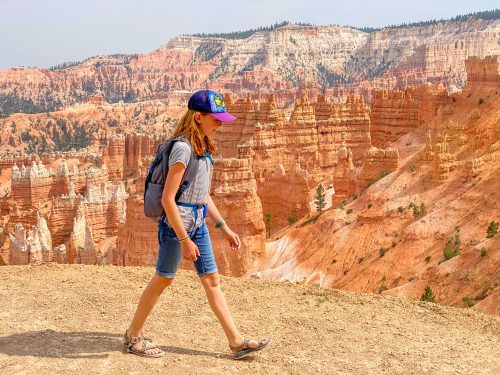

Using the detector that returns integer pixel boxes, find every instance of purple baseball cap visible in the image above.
[188,90,237,123]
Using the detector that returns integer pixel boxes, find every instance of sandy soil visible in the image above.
[0,264,499,375]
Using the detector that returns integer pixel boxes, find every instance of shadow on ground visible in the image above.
[0,330,228,359]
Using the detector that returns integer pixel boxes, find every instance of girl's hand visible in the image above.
[221,226,241,250]
[181,239,200,261]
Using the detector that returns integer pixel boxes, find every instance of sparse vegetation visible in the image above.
[379,247,388,257]
[462,296,477,307]
[443,229,461,261]
[478,98,484,105]
[409,165,417,173]
[378,284,388,294]
[420,286,436,303]
[391,241,397,248]
[486,221,498,238]
[298,214,321,228]
[398,206,405,214]
[480,248,488,257]
[358,257,364,264]
[346,208,353,214]
[314,184,326,213]
[189,21,313,39]
[425,256,432,263]
[287,214,297,225]
[367,203,373,209]
[409,202,426,219]
[264,211,273,239]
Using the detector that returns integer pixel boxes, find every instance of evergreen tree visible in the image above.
[314,184,326,213]
[420,286,436,303]
[265,211,273,239]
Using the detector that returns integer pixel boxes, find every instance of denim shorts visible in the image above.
[156,220,218,278]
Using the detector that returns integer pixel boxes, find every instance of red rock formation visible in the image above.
[358,147,399,188]
[332,138,357,206]
[2,18,498,117]
[114,194,158,267]
[464,55,500,91]
[209,157,267,276]
[254,60,500,315]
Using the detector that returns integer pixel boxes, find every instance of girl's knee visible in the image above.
[151,274,174,290]
[201,273,220,288]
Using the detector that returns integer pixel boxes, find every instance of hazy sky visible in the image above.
[0,0,497,69]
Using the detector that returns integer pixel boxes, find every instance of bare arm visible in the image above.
[206,195,224,224]
[207,194,241,250]
[161,162,200,261]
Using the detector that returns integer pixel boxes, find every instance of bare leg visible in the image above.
[200,273,263,349]
[126,273,173,354]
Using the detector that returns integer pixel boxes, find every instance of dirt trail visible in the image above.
[1,264,499,375]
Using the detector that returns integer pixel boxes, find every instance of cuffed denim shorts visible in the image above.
[156,220,218,278]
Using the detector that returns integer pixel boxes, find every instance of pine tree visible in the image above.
[420,286,436,303]
[265,211,273,239]
[314,184,326,213]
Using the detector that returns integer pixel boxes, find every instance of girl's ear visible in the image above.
[194,112,202,124]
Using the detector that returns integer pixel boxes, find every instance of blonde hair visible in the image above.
[172,109,217,156]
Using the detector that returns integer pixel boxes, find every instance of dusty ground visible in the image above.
[0,264,499,375]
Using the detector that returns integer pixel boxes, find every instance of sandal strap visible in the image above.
[230,338,250,353]
[124,330,152,345]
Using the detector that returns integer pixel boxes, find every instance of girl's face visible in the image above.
[195,112,222,137]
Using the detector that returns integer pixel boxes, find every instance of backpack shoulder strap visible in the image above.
[173,137,200,202]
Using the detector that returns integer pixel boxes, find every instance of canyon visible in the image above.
[0,15,499,317]
[0,17,499,117]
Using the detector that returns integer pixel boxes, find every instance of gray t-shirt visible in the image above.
[164,141,213,232]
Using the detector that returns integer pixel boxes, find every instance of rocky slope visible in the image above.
[1,16,499,116]
[255,56,500,316]
[0,264,499,375]
[0,55,498,317]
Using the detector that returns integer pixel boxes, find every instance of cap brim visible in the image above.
[210,112,237,123]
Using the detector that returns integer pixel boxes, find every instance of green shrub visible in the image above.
[346,208,353,214]
[398,206,404,213]
[378,284,388,294]
[358,257,364,264]
[379,247,388,257]
[425,256,431,263]
[391,241,397,248]
[367,203,373,209]
[409,202,426,219]
[287,214,297,225]
[443,231,460,260]
[298,214,320,228]
[480,248,488,257]
[462,296,476,307]
[420,286,436,303]
[478,98,484,104]
[486,221,498,238]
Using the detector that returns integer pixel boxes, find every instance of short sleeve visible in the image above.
[168,142,191,168]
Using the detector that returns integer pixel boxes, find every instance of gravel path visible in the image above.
[1,264,499,374]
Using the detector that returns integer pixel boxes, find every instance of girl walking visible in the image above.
[123,90,271,360]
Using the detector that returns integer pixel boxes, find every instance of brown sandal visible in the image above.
[123,330,165,358]
[229,338,271,360]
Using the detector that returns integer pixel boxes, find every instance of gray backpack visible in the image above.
[143,137,199,220]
